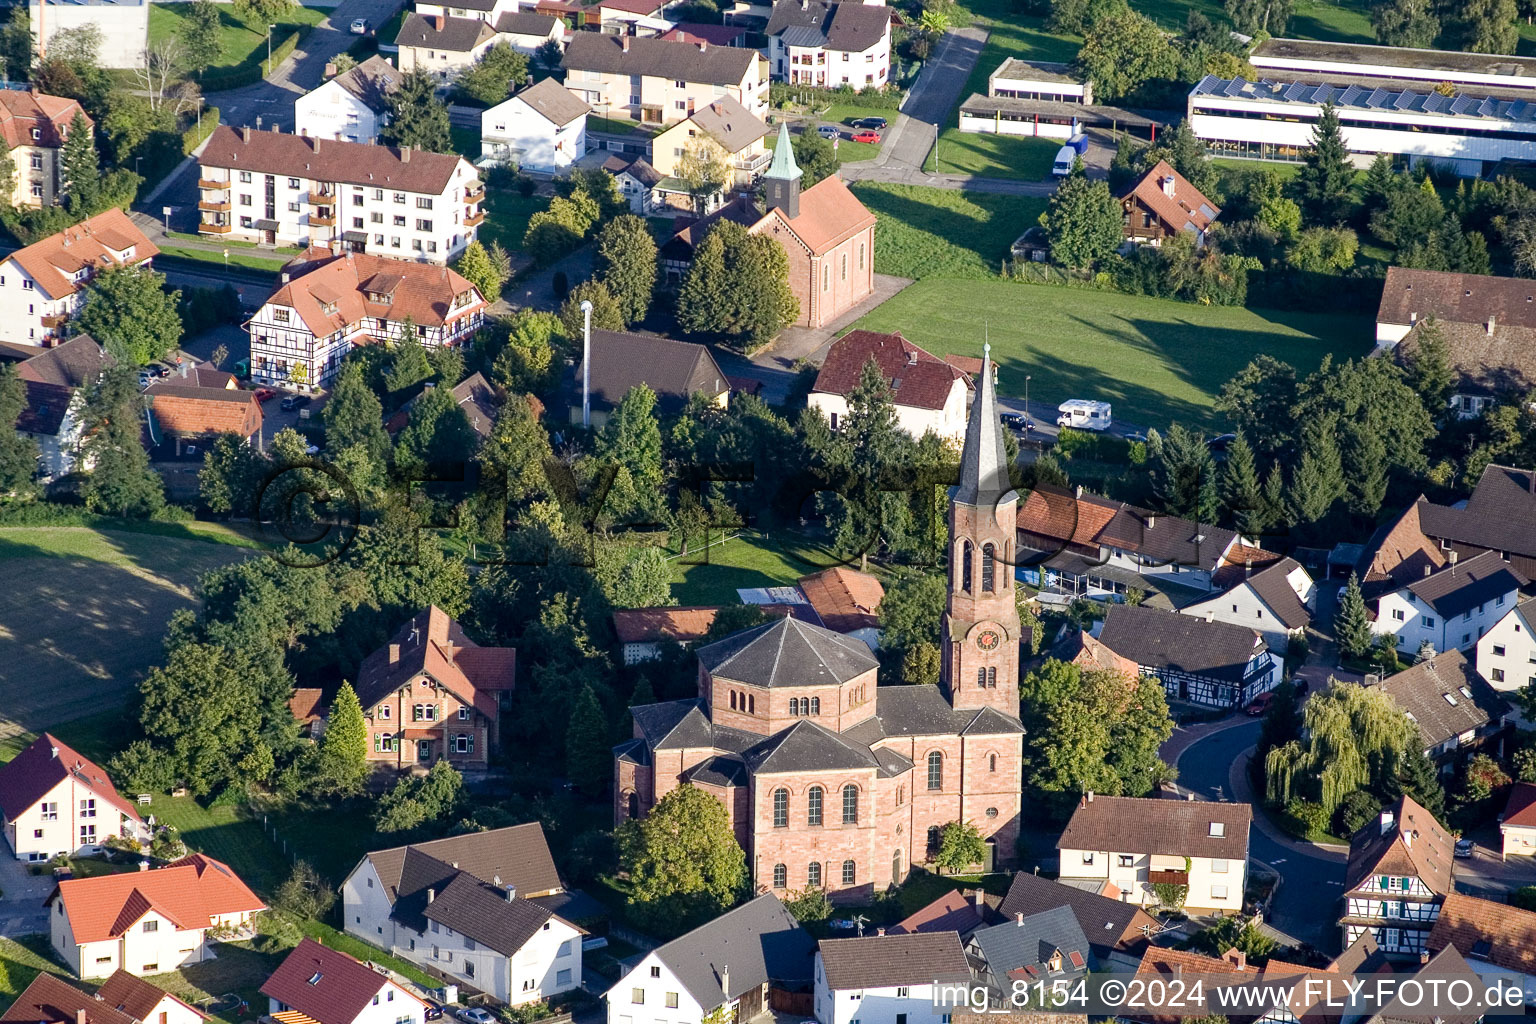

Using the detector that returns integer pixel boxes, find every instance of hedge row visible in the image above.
[197,27,308,92]
[768,81,903,111]
[182,107,220,155]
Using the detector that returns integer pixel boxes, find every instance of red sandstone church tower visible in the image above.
[942,344,1022,716]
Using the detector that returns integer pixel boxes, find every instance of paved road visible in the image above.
[0,853,54,938]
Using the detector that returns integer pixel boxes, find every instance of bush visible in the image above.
[110,740,177,795]
[1280,799,1330,839]
[251,910,304,953]
[1055,427,1132,464]
[149,826,186,861]
[274,860,337,920]
[1333,790,1380,837]
[1510,886,1536,911]
[782,886,833,923]
[182,107,220,155]
[768,81,903,110]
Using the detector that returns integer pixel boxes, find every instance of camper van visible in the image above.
[1052,145,1076,177]
[1056,399,1113,431]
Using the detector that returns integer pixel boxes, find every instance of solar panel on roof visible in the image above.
[1478,97,1498,117]
[1394,90,1418,110]
[1223,79,1246,97]
[1423,92,1448,113]
[1366,87,1391,107]
[1340,85,1363,105]
[1283,82,1308,101]
[1451,94,1474,115]
[1511,100,1529,118]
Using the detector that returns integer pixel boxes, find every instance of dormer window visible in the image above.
[368,291,392,304]
[322,300,338,315]
[31,128,40,140]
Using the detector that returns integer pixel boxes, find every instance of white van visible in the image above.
[1056,399,1113,431]
[1052,145,1076,177]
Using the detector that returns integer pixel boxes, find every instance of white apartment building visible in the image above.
[481,78,590,173]
[197,126,484,261]
[30,0,148,68]
[0,733,146,862]
[814,933,970,1024]
[342,826,584,1007]
[765,0,892,88]
[0,208,157,346]
[295,56,401,144]
[1476,598,1536,707]
[246,249,485,391]
[1056,794,1251,915]
[562,33,769,126]
[1373,551,1527,655]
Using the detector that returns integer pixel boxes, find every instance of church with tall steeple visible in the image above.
[613,350,1024,898]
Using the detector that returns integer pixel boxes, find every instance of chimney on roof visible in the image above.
[1420,950,1431,965]
[1075,484,1083,499]
[1086,790,1094,803]
[720,967,729,997]
[1245,557,1253,578]
[1404,829,1414,849]
[427,888,436,903]
[1015,913,1024,926]
[505,884,516,902]
[313,136,321,153]
[1425,565,1433,577]
[1147,515,1156,529]
[973,889,985,907]
[50,745,58,759]
[876,927,885,936]
[1162,175,1176,198]
[907,350,917,366]
[401,146,412,162]
[1486,315,1496,336]
[621,35,630,50]
[77,1009,87,1024]
[271,123,280,132]
[138,860,149,872]
[1205,609,1215,622]
[1222,948,1247,970]
[180,362,189,378]
[388,643,401,662]
[698,40,707,50]
[1448,550,1458,569]
[1380,810,1395,835]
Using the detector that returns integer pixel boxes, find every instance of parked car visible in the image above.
[1455,838,1475,859]
[1123,431,1149,444]
[138,371,153,389]
[852,116,888,130]
[280,395,297,412]
[423,1004,443,1022]
[1245,692,1274,716]
[1207,432,1238,455]
[457,1009,495,1024]
[816,125,840,140]
[1000,412,1033,433]
[290,394,312,409]
[851,130,881,144]
[349,17,369,33]
[253,387,278,403]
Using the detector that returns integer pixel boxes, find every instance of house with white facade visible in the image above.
[814,932,969,1024]
[562,33,769,126]
[1499,783,1536,861]
[1478,598,1536,712]
[651,96,769,185]
[607,894,815,1024]
[0,733,146,863]
[0,208,157,346]
[481,79,590,173]
[341,825,584,1006]
[296,56,401,144]
[1095,604,1281,709]
[48,854,266,978]
[246,249,485,392]
[1368,649,1509,766]
[809,330,972,443]
[1341,796,1454,958]
[966,907,1093,999]
[1373,550,1528,655]
[2,335,111,480]
[1055,794,1251,915]
[197,126,484,260]
[1,971,200,1024]
[396,13,564,78]
[1428,892,1536,1006]
[264,939,428,1024]
[765,0,892,89]
[1179,557,1314,652]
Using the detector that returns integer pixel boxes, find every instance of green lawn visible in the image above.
[769,129,880,165]
[0,936,70,1009]
[450,126,481,163]
[158,244,291,272]
[669,533,841,604]
[149,795,288,896]
[148,3,328,74]
[852,277,1371,430]
[587,115,648,136]
[296,920,439,988]
[821,103,902,126]
[926,130,1059,180]
[166,231,303,256]
[849,182,1047,279]
[478,189,551,255]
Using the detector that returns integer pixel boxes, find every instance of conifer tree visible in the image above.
[1402,316,1455,416]
[318,681,368,794]
[61,113,100,215]
[1295,104,1355,225]
[1389,739,1446,819]
[565,684,611,796]
[0,364,38,496]
[1335,573,1374,660]
[1262,460,1289,530]
[1220,432,1264,536]
[1290,414,1345,525]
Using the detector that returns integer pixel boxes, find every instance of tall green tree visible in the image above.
[384,70,452,153]
[0,364,38,496]
[933,821,988,873]
[233,0,295,27]
[675,221,798,348]
[878,570,947,656]
[617,783,746,935]
[1223,0,1294,33]
[1445,0,1518,53]
[559,278,625,340]
[791,130,840,188]
[1152,423,1219,523]
[1042,163,1123,269]
[565,684,611,795]
[1371,0,1440,46]
[394,383,479,470]
[1387,737,1446,818]
[374,760,464,833]
[1335,573,1374,660]
[1265,682,1417,813]
[81,366,164,517]
[318,681,368,794]
[75,266,183,366]
[452,241,508,303]
[385,333,431,395]
[1401,317,1455,416]
[183,0,223,73]
[322,361,390,467]
[453,42,528,105]
[1220,433,1265,536]
[595,215,658,326]
[198,432,266,516]
[1215,355,1298,463]
[1294,104,1356,225]
[1289,413,1345,525]
[1074,7,1179,101]
[139,640,269,796]
[60,113,99,215]
[595,384,664,494]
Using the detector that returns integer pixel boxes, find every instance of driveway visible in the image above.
[0,853,55,938]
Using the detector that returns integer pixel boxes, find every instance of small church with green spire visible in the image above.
[662,119,880,329]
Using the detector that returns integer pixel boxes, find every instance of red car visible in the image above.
[253,387,278,402]
[851,130,881,144]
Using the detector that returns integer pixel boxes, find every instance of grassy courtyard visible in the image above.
[148,4,328,76]
[669,532,843,604]
[852,278,1371,430]
[769,128,880,165]
[849,182,1046,279]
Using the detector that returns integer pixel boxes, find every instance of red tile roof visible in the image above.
[888,888,995,936]
[812,329,970,412]
[3,208,157,301]
[1344,794,1454,895]
[0,90,91,151]
[48,853,265,944]
[201,126,473,195]
[267,250,484,339]
[289,688,326,725]
[1502,781,1536,828]
[96,970,205,1023]
[758,173,875,255]
[612,606,722,644]
[0,973,138,1024]
[354,607,515,715]
[797,567,883,633]
[144,385,262,440]
[1428,891,1536,977]
[0,733,142,826]
[1120,160,1220,236]
[261,939,420,1024]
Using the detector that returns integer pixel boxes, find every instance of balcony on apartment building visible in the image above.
[310,210,337,227]
[465,182,485,202]
[198,177,231,190]
[199,219,234,234]
[40,313,68,329]
[1147,869,1190,886]
[198,198,232,212]
[307,188,337,205]
[465,210,486,227]
[734,150,771,174]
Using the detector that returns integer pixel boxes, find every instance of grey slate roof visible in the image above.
[650,893,815,1012]
[687,95,768,155]
[955,345,1010,507]
[505,77,589,128]
[364,823,563,908]
[1371,649,1509,750]
[421,872,570,956]
[696,615,878,688]
[819,932,970,990]
[1240,558,1312,630]
[563,33,758,87]
[997,872,1158,961]
[842,686,1023,748]
[573,330,729,415]
[744,720,879,774]
[330,55,401,112]
[1057,794,1252,860]
[628,699,759,752]
[1403,550,1527,619]
[1097,604,1262,684]
[682,754,749,787]
[969,906,1093,979]
[1417,464,1536,560]
[765,0,891,53]
[495,10,560,35]
[396,12,496,52]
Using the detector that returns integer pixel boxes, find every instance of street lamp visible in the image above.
[134,156,142,176]
[1025,374,1031,420]
[267,24,277,71]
